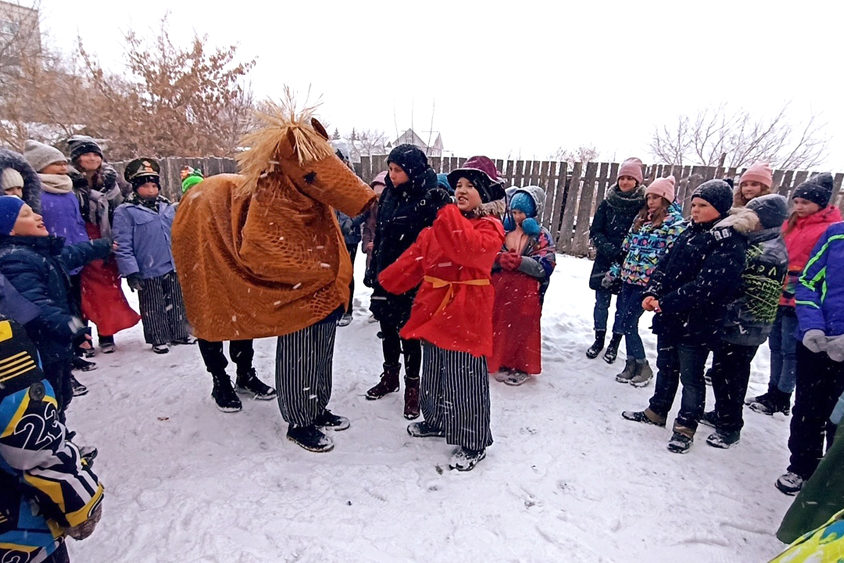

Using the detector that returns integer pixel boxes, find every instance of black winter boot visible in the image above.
[236,368,277,400]
[586,330,606,359]
[211,372,242,413]
[366,363,401,400]
[602,333,623,364]
[404,377,420,420]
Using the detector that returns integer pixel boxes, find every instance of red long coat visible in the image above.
[379,205,504,358]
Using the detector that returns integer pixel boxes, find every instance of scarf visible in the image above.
[128,192,169,212]
[39,174,73,194]
[605,183,645,210]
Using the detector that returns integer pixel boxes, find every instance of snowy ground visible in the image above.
[67,255,794,562]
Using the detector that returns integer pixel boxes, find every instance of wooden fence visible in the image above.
[125,155,844,257]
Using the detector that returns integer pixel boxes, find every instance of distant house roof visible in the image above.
[390,129,443,156]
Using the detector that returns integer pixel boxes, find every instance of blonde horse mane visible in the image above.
[235,91,333,196]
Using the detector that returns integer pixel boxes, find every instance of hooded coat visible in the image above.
[795,222,844,340]
[0,149,41,213]
[365,168,451,328]
[719,207,789,346]
[588,183,645,290]
[780,206,842,307]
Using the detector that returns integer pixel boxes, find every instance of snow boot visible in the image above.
[449,447,486,471]
[313,409,350,431]
[211,372,242,413]
[235,368,277,400]
[404,377,420,420]
[629,359,654,388]
[152,343,169,354]
[749,389,790,416]
[337,313,353,327]
[366,363,401,400]
[407,420,445,438]
[70,374,88,397]
[615,358,637,383]
[667,425,695,454]
[287,424,334,452]
[504,371,530,386]
[706,429,740,449]
[71,356,97,372]
[776,390,792,416]
[602,333,622,364]
[775,471,804,495]
[699,410,718,428]
[586,330,606,359]
[745,391,769,406]
[621,408,666,427]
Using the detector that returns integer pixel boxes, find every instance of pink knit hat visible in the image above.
[739,161,773,189]
[645,175,676,202]
[617,157,644,185]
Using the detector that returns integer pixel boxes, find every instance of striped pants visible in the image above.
[421,342,493,451]
[275,311,340,427]
[137,271,190,345]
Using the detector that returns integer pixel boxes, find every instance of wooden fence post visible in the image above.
[557,161,582,252]
[573,162,599,256]
[546,162,567,237]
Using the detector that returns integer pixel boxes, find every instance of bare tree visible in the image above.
[551,144,599,165]
[346,129,388,156]
[650,104,828,169]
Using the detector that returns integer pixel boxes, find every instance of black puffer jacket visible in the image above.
[365,168,451,327]
[588,184,645,290]
[645,217,750,346]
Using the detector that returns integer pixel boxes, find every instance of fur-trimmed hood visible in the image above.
[0,149,41,212]
[715,206,760,235]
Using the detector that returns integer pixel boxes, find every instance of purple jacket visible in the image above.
[40,191,89,275]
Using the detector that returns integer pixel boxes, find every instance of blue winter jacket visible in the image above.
[796,222,844,338]
[40,191,89,275]
[112,197,177,279]
[0,236,111,365]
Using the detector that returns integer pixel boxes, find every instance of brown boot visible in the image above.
[366,363,401,400]
[403,377,420,419]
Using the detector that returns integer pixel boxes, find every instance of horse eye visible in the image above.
[304,171,317,184]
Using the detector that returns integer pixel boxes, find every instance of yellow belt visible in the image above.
[423,275,490,316]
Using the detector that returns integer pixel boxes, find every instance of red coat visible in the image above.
[780,206,842,307]
[379,205,504,357]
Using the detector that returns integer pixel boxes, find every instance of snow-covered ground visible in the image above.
[68,255,794,562]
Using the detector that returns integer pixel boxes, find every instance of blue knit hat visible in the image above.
[0,196,25,235]
[509,192,536,217]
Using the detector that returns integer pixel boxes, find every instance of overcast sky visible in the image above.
[33,0,844,170]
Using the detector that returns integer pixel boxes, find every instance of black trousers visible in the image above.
[345,243,357,314]
[709,340,759,433]
[380,320,421,378]
[788,342,844,478]
[44,360,72,423]
[197,339,254,376]
[44,542,69,563]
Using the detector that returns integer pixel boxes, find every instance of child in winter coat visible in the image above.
[622,179,750,453]
[68,135,140,353]
[363,145,451,420]
[0,196,111,419]
[379,165,505,471]
[180,166,204,193]
[24,139,97,376]
[747,173,842,416]
[0,314,104,562]
[732,161,773,207]
[587,158,646,362]
[606,175,686,387]
[775,221,844,495]
[700,194,789,449]
[113,158,192,354]
[488,186,556,385]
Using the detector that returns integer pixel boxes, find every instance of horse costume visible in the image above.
[172,103,376,451]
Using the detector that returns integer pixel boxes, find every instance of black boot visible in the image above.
[586,330,606,359]
[603,333,623,364]
[235,368,277,400]
[211,372,242,413]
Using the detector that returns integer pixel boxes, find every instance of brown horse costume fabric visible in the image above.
[172,106,376,341]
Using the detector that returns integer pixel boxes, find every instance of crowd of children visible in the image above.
[0,133,842,558]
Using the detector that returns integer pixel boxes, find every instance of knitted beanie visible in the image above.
[645,175,676,202]
[792,173,834,208]
[387,144,429,183]
[692,179,733,217]
[739,161,773,189]
[746,194,788,229]
[0,195,25,234]
[0,168,24,192]
[23,140,66,173]
[68,136,103,162]
[509,192,536,217]
[436,173,454,194]
[618,157,644,185]
[181,174,203,193]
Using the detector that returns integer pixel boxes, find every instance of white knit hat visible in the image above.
[0,168,24,191]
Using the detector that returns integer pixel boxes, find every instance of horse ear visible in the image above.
[311,118,329,140]
[277,128,298,160]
